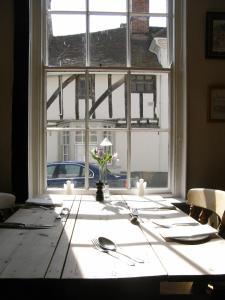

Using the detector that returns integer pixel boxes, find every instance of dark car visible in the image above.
[47,161,127,188]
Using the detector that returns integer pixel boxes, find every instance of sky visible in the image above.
[50,0,167,36]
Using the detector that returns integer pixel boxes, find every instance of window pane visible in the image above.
[48,14,86,66]
[130,16,168,68]
[46,162,85,188]
[90,16,126,67]
[130,0,149,13]
[49,0,86,11]
[47,131,60,163]
[89,73,127,127]
[47,165,56,179]
[89,0,126,12]
[46,73,86,127]
[47,130,86,188]
[64,164,81,177]
[89,131,127,188]
[149,0,167,13]
[130,0,167,13]
[47,130,86,162]
[75,131,83,143]
[130,73,169,128]
[49,14,86,36]
[131,131,168,188]
[150,16,167,27]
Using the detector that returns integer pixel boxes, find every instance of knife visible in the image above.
[137,206,176,210]
[0,222,55,229]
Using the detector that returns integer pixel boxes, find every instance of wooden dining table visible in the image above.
[0,194,225,299]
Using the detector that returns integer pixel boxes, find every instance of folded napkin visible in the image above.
[127,200,175,210]
[158,224,218,239]
[26,196,63,207]
[144,195,165,201]
[151,216,199,227]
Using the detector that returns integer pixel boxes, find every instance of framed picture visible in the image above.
[205,12,225,58]
[208,87,225,121]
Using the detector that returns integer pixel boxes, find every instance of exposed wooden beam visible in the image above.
[47,74,77,109]
[89,77,125,118]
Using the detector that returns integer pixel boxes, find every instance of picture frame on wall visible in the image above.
[208,87,225,122]
[205,12,225,59]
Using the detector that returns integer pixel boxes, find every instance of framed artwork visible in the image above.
[205,12,225,58]
[208,87,225,121]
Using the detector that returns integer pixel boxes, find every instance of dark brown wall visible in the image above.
[0,0,14,192]
[187,0,225,191]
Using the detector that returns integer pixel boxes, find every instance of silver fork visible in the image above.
[91,238,135,266]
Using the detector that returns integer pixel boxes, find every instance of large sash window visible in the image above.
[29,0,186,196]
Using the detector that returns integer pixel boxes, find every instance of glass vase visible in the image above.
[99,165,110,200]
[104,183,110,200]
[99,165,106,185]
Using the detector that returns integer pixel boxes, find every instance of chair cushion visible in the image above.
[0,193,16,209]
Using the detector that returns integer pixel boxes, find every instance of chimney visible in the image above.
[132,0,149,34]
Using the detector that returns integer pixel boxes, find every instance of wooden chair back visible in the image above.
[187,188,225,238]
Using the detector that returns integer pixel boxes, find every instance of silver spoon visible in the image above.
[98,237,144,263]
[92,238,134,266]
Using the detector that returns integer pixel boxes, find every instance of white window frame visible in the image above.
[61,130,70,161]
[28,0,187,198]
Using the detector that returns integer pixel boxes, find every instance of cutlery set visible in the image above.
[130,208,141,224]
[0,222,54,229]
[0,207,70,230]
[55,207,70,220]
[92,238,135,266]
[92,236,144,266]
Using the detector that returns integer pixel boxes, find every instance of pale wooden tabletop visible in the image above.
[0,194,225,284]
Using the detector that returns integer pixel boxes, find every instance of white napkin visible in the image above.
[150,216,199,227]
[127,201,175,210]
[144,195,165,201]
[26,196,63,207]
[158,224,218,239]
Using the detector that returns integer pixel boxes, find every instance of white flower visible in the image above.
[112,152,118,159]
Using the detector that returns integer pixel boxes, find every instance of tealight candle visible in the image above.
[64,180,74,194]
[136,178,147,197]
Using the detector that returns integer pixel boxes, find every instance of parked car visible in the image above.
[47,161,127,188]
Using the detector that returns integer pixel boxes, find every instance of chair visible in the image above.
[187,188,225,237]
[187,188,225,295]
[161,188,225,296]
[0,193,16,221]
[0,193,15,209]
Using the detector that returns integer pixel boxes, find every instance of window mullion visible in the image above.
[126,0,130,67]
[85,0,89,190]
[127,71,131,189]
[86,0,90,67]
[85,70,89,189]
[167,0,174,66]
